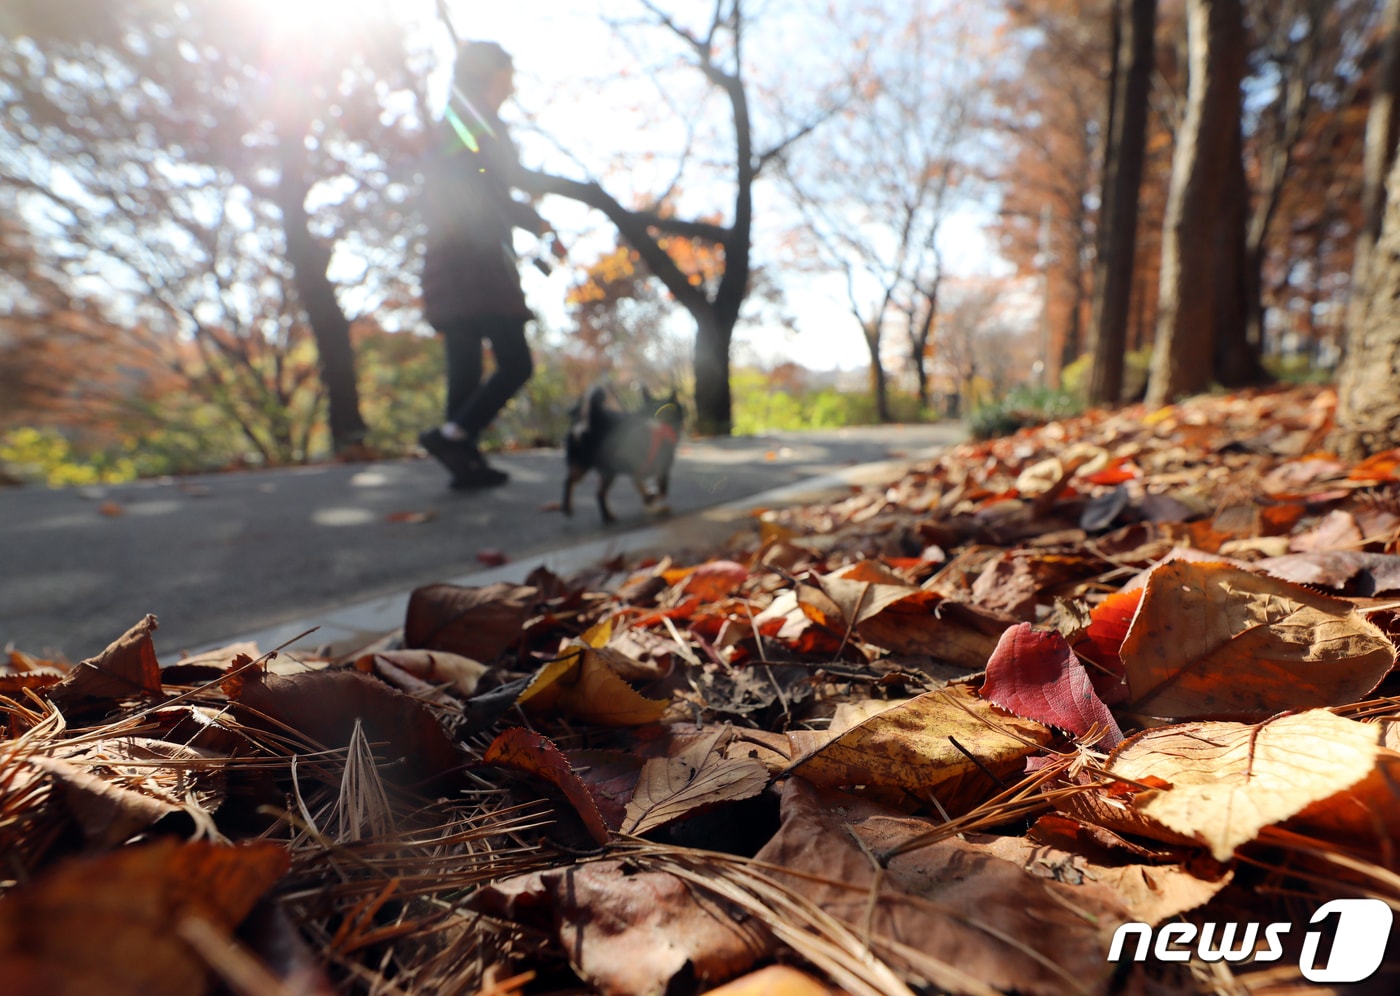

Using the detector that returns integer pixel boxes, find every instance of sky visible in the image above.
[411,1,1010,371]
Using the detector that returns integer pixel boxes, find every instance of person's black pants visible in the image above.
[439,315,534,437]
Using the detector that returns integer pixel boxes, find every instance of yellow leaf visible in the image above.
[787,684,1053,797]
[518,648,669,726]
[581,616,613,649]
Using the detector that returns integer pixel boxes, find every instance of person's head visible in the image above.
[454,41,513,111]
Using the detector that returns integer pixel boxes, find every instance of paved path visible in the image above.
[0,423,964,662]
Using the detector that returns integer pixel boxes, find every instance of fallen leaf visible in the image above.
[26,738,224,850]
[756,778,1130,996]
[1119,560,1395,720]
[98,500,125,517]
[468,860,775,993]
[476,548,509,566]
[705,964,834,996]
[1258,551,1400,595]
[1104,709,1382,861]
[48,614,163,714]
[0,839,288,996]
[517,646,670,726]
[622,726,771,835]
[354,648,488,696]
[1349,447,1400,482]
[787,684,1054,806]
[484,728,610,845]
[228,668,463,791]
[384,509,435,524]
[981,623,1123,748]
[403,582,537,661]
[1288,509,1363,553]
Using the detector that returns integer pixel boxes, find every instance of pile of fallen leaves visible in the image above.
[5,383,1400,996]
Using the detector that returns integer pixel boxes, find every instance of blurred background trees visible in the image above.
[3,0,1399,483]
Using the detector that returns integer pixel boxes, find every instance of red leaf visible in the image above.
[1077,589,1138,704]
[485,728,610,845]
[1082,458,1139,485]
[982,623,1123,748]
[681,560,749,601]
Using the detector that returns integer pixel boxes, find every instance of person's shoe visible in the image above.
[418,427,483,479]
[449,463,510,490]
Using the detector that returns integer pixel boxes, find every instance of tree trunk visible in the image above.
[1331,151,1400,460]
[1145,0,1246,408]
[1212,138,1267,387]
[864,325,892,423]
[1332,0,1400,459]
[693,311,734,436]
[1345,0,1400,339]
[1087,0,1156,406]
[275,127,368,454]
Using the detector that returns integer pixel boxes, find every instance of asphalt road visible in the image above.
[0,423,965,662]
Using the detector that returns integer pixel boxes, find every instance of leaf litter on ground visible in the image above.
[5,384,1400,994]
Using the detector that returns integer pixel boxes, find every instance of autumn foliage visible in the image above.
[6,384,1400,993]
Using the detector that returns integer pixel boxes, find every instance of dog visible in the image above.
[563,385,683,523]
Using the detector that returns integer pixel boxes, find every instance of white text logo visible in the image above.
[1107,899,1392,983]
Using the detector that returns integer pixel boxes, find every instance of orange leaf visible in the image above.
[484,728,610,845]
[1349,447,1400,482]
[1119,560,1395,721]
[0,839,288,996]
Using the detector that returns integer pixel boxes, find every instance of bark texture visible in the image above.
[1331,153,1400,460]
[1145,0,1246,408]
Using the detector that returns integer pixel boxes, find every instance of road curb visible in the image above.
[201,439,958,658]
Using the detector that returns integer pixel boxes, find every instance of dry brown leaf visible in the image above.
[787,684,1053,805]
[353,648,488,696]
[48,614,162,712]
[1105,709,1382,861]
[1288,509,1364,553]
[1257,551,1400,595]
[468,860,775,994]
[622,726,771,835]
[27,738,224,849]
[229,668,463,790]
[1119,560,1395,720]
[402,581,537,662]
[0,839,288,996]
[756,778,1130,996]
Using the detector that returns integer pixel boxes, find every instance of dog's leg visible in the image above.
[562,464,586,516]
[597,472,617,523]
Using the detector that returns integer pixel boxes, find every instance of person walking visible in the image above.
[417,40,558,488]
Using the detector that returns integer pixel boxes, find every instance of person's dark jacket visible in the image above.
[420,110,541,326]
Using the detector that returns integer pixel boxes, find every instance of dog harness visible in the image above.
[642,423,679,475]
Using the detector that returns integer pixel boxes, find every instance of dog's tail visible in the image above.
[569,383,609,439]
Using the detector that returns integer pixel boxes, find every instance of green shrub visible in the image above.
[1264,353,1333,385]
[969,384,1084,440]
[1061,347,1152,402]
